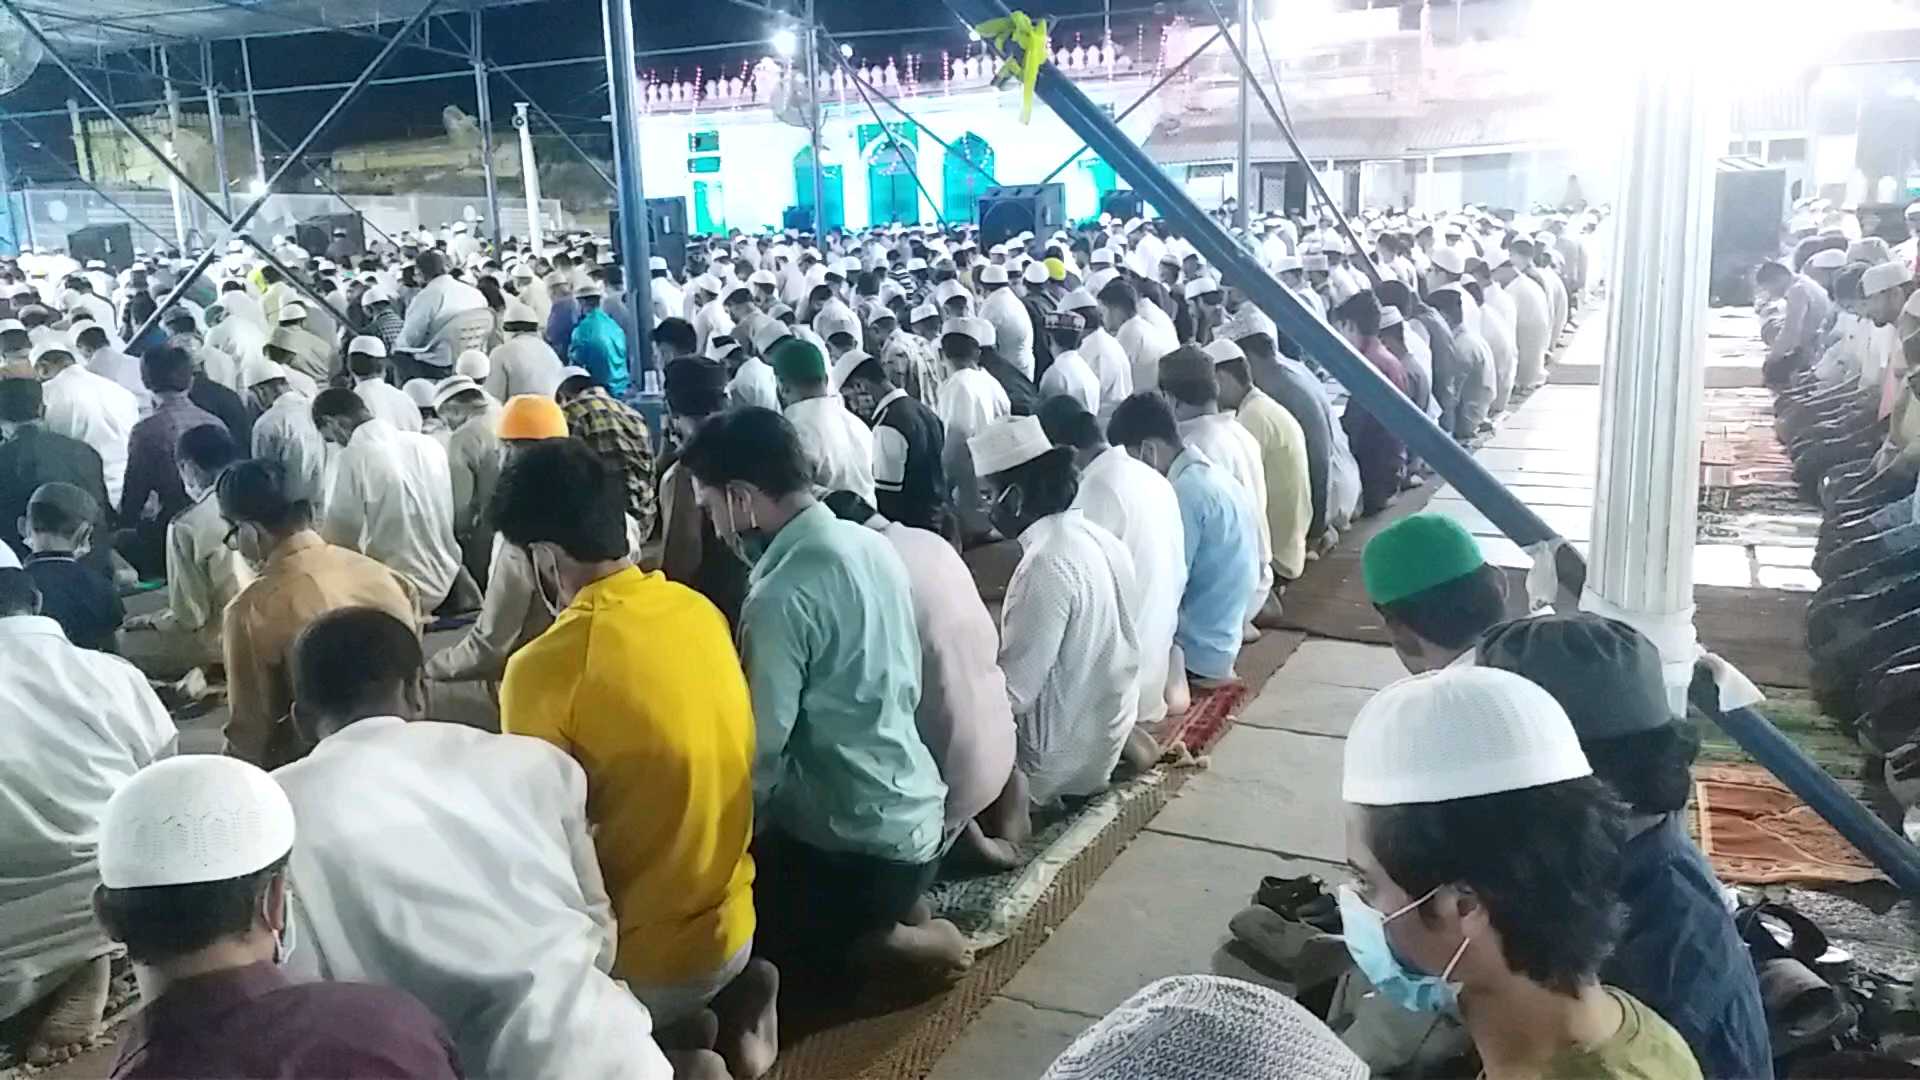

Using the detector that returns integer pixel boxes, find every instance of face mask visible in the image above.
[1336,883,1469,1015]
[720,492,769,567]
[988,483,1024,540]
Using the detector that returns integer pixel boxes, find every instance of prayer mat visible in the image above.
[1694,763,1889,887]
[1158,682,1249,756]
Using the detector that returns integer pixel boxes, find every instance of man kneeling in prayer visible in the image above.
[272,607,679,1079]
[680,407,970,993]
[970,415,1152,798]
[822,490,1030,871]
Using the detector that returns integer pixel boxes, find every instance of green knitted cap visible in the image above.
[1362,513,1486,606]
[768,337,827,383]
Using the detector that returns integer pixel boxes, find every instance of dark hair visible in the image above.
[346,348,384,379]
[164,311,199,335]
[679,406,811,498]
[141,344,195,394]
[310,387,371,427]
[604,265,625,290]
[652,317,698,357]
[1158,344,1219,407]
[177,424,237,475]
[97,856,288,964]
[994,445,1079,515]
[1833,266,1866,303]
[1215,356,1253,389]
[216,458,311,531]
[556,373,595,401]
[26,483,94,536]
[1755,260,1791,283]
[1236,331,1276,362]
[1374,279,1415,315]
[416,249,448,278]
[823,489,878,524]
[1097,278,1139,312]
[1036,394,1102,450]
[1333,291,1382,337]
[847,357,889,387]
[826,331,857,351]
[941,332,981,364]
[1106,390,1181,449]
[0,567,40,615]
[1582,724,1702,814]
[490,438,629,561]
[1377,563,1509,649]
[292,607,422,718]
[1461,280,1485,306]
[0,376,43,422]
[1429,288,1465,325]
[1362,777,1628,995]
[663,358,729,417]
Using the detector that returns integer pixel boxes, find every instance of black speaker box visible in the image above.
[977,183,1067,249]
[66,224,134,272]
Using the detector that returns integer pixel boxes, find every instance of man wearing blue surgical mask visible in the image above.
[680,406,969,992]
[1339,667,1703,1080]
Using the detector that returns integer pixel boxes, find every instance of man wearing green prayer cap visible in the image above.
[771,338,877,505]
[1361,512,1511,672]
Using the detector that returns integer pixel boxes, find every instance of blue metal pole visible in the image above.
[601,0,655,378]
[939,0,1557,548]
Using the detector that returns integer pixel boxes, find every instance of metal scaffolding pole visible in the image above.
[601,0,655,377]
[470,10,503,246]
[938,0,1555,550]
[240,38,267,189]
[158,47,188,250]
[0,0,437,343]
[66,98,90,182]
[513,102,545,254]
[1234,0,1251,227]
[804,0,825,237]
[0,118,14,257]
[1036,26,1224,186]
[202,40,231,216]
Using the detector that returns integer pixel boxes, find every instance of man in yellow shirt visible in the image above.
[1210,340,1312,584]
[495,438,775,1079]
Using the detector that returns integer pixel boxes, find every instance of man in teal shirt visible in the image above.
[568,282,630,397]
[680,406,969,990]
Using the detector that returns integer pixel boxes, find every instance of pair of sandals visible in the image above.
[1736,901,1857,1059]
[1222,875,1346,1001]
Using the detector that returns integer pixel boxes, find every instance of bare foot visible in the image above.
[712,960,779,1080]
[947,820,1024,873]
[853,918,973,989]
[1113,725,1161,779]
[655,1008,719,1051]
[665,1048,731,1080]
[903,897,933,926]
[28,953,108,1061]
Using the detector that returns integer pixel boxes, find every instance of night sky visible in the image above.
[4,0,1139,182]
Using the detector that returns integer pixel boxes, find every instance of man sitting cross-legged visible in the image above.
[273,606,682,1080]
[680,407,969,995]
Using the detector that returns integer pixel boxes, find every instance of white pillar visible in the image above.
[513,102,544,255]
[1580,36,1722,712]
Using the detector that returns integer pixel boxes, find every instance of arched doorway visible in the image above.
[793,144,845,231]
[943,133,995,223]
[863,130,921,227]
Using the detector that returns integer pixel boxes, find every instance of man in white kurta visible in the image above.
[772,340,878,506]
[1107,285,1180,403]
[486,303,566,401]
[0,602,175,1027]
[315,404,461,612]
[35,342,138,511]
[1073,438,1186,729]
[244,359,332,516]
[972,417,1142,805]
[1062,289,1132,420]
[979,266,1037,380]
[278,710,670,1080]
[348,337,423,433]
[1498,256,1552,393]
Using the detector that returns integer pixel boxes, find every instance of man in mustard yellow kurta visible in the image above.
[494,438,773,1073]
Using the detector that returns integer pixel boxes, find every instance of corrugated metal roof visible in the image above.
[1145,114,1402,165]
[1401,101,1562,153]
[17,0,531,55]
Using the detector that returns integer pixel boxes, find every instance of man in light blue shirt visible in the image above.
[1107,392,1259,685]
[679,406,969,989]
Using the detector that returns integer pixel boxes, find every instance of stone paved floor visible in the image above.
[925,639,1386,1079]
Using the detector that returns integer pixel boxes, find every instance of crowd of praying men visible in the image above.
[1765,198,1920,821]
[1,198,1610,1080]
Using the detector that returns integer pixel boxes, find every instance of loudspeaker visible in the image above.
[610,198,691,277]
[1709,166,1786,307]
[976,183,1066,249]
[1100,189,1143,222]
[300,212,364,259]
[67,224,134,272]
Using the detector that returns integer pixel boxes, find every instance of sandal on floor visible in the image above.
[1739,901,1855,1056]
[1254,874,1340,933]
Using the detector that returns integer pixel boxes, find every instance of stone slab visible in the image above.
[925,997,1093,1080]
[999,831,1344,1018]
[1235,679,1373,738]
[1270,639,1406,690]
[1149,725,1350,863]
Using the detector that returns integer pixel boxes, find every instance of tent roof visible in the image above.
[20,0,532,55]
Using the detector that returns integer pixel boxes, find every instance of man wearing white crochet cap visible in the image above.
[970,415,1150,804]
[93,755,460,1078]
[1340,668,1702,1079]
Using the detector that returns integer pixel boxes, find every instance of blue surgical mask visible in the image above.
[1336,883,1469,1015]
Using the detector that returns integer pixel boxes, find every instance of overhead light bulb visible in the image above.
[771,28,797,57]
[840,43,853,57]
